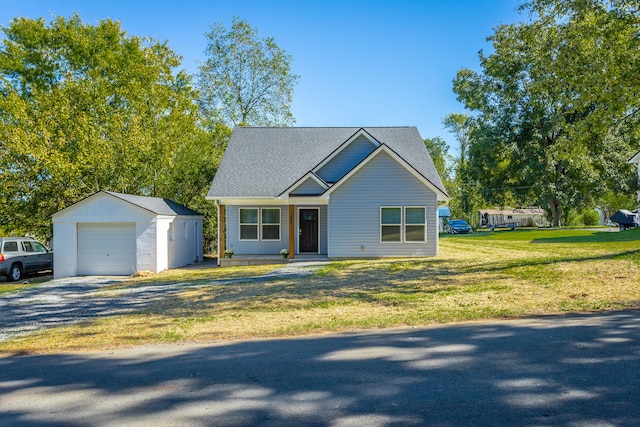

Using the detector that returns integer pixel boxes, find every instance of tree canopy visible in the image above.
[450,0,640,225]
[0,15,212,239]
[197,17,299,127]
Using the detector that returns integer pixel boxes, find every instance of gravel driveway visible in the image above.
[0,262,327,342]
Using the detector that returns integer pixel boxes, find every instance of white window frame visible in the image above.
[261,208,281,241]
[380,206,427,243]
[239,208,259,241]
[239,207,282,242]
[380,206,402,243]
[404,206,427,243]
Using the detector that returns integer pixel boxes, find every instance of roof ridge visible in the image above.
[235,126,416,129]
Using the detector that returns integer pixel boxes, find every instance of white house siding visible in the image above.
[226,205,290,254]
[328,151,438,258]
[316,135,377,183]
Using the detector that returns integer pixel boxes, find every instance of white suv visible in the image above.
[0,237,53,281]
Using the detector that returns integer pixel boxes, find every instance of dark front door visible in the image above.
[299,209,318,253]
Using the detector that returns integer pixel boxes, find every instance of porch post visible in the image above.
[289,205,295,259]
[218,204,226,266]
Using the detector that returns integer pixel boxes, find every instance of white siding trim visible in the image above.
[211,197,327,206]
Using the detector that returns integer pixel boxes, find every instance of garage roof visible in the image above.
[104,192,202,216]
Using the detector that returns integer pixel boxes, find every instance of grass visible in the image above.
[0,274,52,294]
[1,228,638,354]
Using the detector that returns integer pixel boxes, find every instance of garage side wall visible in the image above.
[168,217,204,268]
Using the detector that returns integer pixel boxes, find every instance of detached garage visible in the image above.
[53,191,203,279]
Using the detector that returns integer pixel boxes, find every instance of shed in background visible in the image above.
[479,207,549,229]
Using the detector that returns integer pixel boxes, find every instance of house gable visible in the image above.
[52,192,158,223]
[323,144,449,201]
[314,129,380,184]
[282,173,328,197]
[327,149,439,258]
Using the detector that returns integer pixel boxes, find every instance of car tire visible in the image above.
[9,264,22,282]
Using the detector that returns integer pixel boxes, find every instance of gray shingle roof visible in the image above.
[207,127,448,198]
[105,191,202,216]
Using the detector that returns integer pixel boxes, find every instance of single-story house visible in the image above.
[630,151,640,214]
[52,191,203,279]
[206,127,449,264]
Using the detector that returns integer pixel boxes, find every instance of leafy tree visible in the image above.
[0,15,204,239]
[442,114,485,225]
[451,1,640,226]
[423,136,453,185]
[162,122,231,252]
[197,17,299,127]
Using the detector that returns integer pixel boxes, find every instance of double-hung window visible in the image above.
[405,207,426,242]
[239,208,281,241]
[380,206,426,243]
[261,208,281,240]
[381,207,402,242]
[239,208,259,240]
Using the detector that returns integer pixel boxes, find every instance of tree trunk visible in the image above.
[549,197,562,226]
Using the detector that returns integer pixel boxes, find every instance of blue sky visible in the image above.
[0,0,524,152]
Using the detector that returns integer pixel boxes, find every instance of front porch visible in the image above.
[219,254,330,267]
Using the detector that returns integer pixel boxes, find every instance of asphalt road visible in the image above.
[1,310,639,426]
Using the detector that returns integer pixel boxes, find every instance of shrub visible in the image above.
[582,209,600,226]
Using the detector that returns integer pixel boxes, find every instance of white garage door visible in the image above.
[77,223,137,276]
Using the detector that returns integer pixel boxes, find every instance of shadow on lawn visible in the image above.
[1,310,639,426]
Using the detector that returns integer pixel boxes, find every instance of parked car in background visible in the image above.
[0,237,53,281]
[446,219,473,234]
